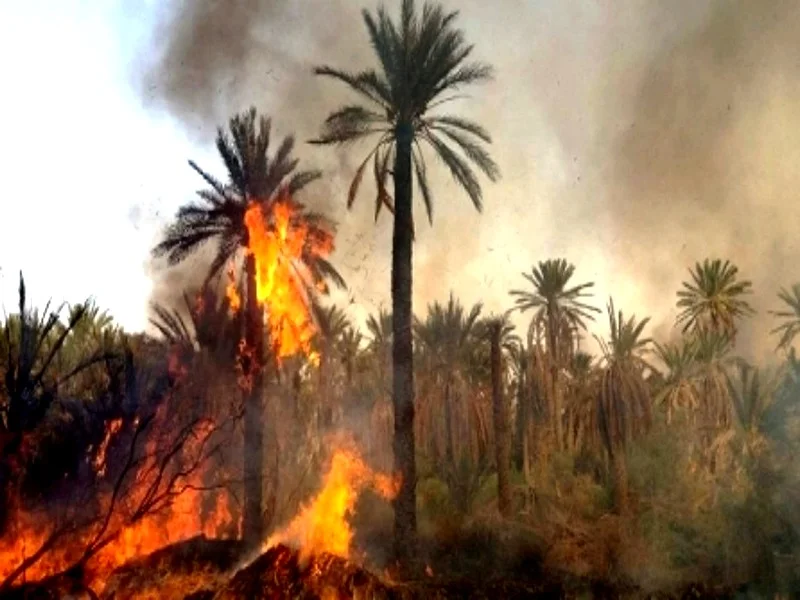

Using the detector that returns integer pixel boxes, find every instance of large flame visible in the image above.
[244,195,333,364]
[265,447,400,563]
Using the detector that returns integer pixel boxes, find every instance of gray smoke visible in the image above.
[134,0,800,359]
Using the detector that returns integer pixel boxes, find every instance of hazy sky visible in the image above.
[3,0,800,360]
[0,1,199,329]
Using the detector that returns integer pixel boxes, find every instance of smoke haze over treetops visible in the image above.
[134,0,800,359]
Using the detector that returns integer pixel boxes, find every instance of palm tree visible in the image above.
[312,302,354,428]
[0,274,118,533]
[312,0,498,562]
[366,308,393,397]
[653,339,700,425]
[564,350,598,452]
[507,337,531,471]
[694,330,738,432]
[151,107,342,547]
[594,299,653,514]
[483,315,515,517]
[414,293,482,469]
[770,283,800,352]
[726,363,785,464]
[727,363,784,434]
[510,259,600,450]
[1,274,110,435]
[676,258,754,339]
[337,326,364,388]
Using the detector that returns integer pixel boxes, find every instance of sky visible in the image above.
[0,1,199,329]
[2,0,800,361]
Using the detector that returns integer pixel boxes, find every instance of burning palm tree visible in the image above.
[152,108,344,547]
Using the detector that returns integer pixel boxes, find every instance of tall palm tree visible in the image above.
[312,0,498,562]
[594,299,653,514]
[770,283,800,352]
[483,315,515,517]
[676,258,754,339]
[152,107,342,547]
[507,337,532,471]
[510,259,600,450]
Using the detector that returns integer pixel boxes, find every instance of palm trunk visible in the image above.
[444,376,455,469]
[513,370,527,470]
[243,254,265,548]
[566,405,576,453]
[490,323,511,517]
[391,121,417,570]
[609,444,629,515]
[547,310,563,451]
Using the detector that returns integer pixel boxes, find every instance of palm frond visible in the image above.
[422,130,484,211]
[412,141,433,224]
[313,67,393,112]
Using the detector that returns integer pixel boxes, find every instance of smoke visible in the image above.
[135,0,800,359]
[603,0,800,360]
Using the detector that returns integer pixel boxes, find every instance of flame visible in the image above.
[0,408,239,592]
[265,447,399,563]
[243,195,334,362]
[225,263,241,313]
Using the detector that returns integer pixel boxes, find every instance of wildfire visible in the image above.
[243,195,333,364]
[265,447,400,563]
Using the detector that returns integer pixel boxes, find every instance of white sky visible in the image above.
[0,1,199,331]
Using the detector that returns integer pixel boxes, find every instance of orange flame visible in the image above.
[265,447,399,563]
[0,408,239,592]
[243,195,333,363]
[225,263,241,313]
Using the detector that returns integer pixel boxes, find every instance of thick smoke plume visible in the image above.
[136,0,800,358]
